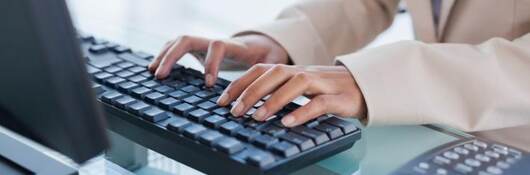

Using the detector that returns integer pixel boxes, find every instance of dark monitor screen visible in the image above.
[0,0,108,163]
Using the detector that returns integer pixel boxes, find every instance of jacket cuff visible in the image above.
[335,41,427,127]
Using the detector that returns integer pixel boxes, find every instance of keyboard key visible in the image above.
[213,107,230,116]
[280,132,315,151]
[198,130,224,146]
[198,101,217,110]
[92,38,108,45]
[182,124,207,139]
[144,92,166,104]
[117,81,139,92]
[314,123,344,139]
[104,66,122,73]
[159,97,180,110]
[112,46,131,53]
[215,137,245,154]
[116,62,135,69]
[246,108,257,116]
[114,96,136,109]
[182,85,200,93]
[189,79,205,86]
[244,119,267,129]
[259,125,286,137]
[216,78,230,87]
[195,90,215,98]
[168,90,188,99]
[101,91,122,103]
[89,57,121,68]
[133,51,154,60]
[86,65,100,74]
[119,53,150,66]
[188,109,210,122]
[246,150,275,167]
[142,80,160,88]
[116,70,135,78]
[203,115,227,128]
[104,77,126,87]
[130,87,151,98]
[209,95,220,103]
[291,126,329,145]
[154,85,174,93]
[140,71,154,79]
[128,75,147,83]
[172,103,195,116]
[94,72,113,82]
[254,100,264,107]
[454,163,473,174]
[166,117,191,133]
[235,128,260,142]
[183,95,203,104]
[127,101,150,115]
[219,121,242,135]
[324,117,358,134]
[141,107,170,123]
[271,141,300,157]
[89,44,107,54]
[105,42,119,49]
[92,84,105,95]
[304,120,320,128]
[227,115,247,123]
[253,134,278,148]
[128,66,146,73]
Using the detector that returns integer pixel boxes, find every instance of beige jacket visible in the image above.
[239,0,530,151]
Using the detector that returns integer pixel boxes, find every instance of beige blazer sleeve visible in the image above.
[236,0,400,65]
[337,34,530,132]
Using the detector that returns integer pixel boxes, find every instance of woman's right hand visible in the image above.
[148,34,289,87]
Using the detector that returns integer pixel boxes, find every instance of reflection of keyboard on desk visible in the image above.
[80,34,361,175]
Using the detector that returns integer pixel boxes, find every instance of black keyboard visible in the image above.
[80,34,361,175]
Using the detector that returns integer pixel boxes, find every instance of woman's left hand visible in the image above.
[216,64,367,127]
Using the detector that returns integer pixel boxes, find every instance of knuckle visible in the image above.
[271,64,288,74]
[251,63,267,72]
[294,72,312,83]
[209,40,225,48]
[176,35,191,43]
[313,96,329,107]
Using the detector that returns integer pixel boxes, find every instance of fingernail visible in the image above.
[205,74,214,86]
[253,107,267,120]
[282,115,295,126]
[231,101,245,116]
[217,92,229,105]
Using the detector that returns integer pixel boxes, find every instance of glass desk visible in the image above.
[67,0,470,174]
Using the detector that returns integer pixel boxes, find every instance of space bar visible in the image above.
[118,53,150,66]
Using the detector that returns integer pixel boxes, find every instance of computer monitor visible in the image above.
[0,0,108,163]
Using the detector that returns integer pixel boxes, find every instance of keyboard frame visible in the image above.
[102,91,360,175]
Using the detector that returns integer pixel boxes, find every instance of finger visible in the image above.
[203,40,226,87]
[216,64,271,106]
[281,95,335,127]
[154,36,210,79]
[203,40,250,87]
[149,39,175,73]
[231,65,295,116]
[253,72,313,121]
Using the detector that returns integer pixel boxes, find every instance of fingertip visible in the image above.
[281,115,296,127]
[217,92,230,106]
[205,74,215,87]
[154,69,166,79]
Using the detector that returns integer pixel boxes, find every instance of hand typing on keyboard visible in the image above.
[217,64,368,127]
[148,34,289,86]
